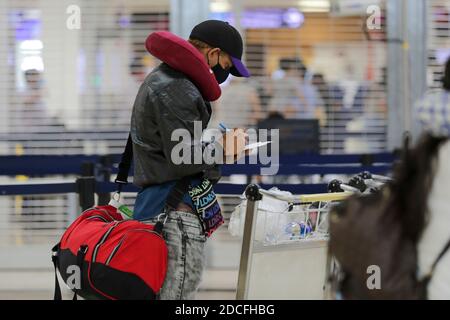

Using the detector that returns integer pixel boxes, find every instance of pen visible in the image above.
[219,122,231,134]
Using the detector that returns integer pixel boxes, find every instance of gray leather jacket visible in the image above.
[130,63,221,188]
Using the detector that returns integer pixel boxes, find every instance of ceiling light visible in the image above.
[298,0,331,13]
[210,0,231,13]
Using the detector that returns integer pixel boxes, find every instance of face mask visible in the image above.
[208,50,229,84]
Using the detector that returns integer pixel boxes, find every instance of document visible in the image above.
[244,141,272,151]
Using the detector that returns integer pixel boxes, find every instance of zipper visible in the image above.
[92,222,120,263]
[63,207,98,243]
[129,228,164,239]
[104,228,162,266]
[67,212,109,242]
[87,215,108,223]
[105,236,126,266]
[97,208,116,221]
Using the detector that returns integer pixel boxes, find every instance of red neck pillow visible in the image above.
[145,31,221,102]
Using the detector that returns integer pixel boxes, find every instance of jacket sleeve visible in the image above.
[153,79,223,179]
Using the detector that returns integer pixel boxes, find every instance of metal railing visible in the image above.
[0,151,396,271]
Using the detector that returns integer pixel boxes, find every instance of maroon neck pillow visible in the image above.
[145,31,221,102]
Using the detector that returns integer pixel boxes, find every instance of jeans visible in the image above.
[144,210,207,300]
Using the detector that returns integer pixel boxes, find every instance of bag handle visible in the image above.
[52,244,85,301]
[52,244,62,300]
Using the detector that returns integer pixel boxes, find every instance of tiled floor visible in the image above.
[0,289,237,300]
[0,230,242,300]
[0,269,238,300]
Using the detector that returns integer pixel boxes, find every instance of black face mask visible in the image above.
[208,51,229,84]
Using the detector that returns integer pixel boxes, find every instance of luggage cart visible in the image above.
[235,184,352,300]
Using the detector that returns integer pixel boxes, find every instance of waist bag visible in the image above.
[188,178,224,237]
[52,205,167,300]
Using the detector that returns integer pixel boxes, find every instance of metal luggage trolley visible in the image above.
[235,184,352,300]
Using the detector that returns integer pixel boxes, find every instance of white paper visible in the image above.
[244,141,272,151]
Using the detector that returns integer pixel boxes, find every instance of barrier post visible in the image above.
[236,184,262,300]
[96,155,111,205]
[76,162,95,211]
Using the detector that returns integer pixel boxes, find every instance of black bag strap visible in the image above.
[423,237,450,282]
[115,133,201,215]
[419,237,450,300]
[52,243,89,301]
[52,244,62,300]
[73,245,88,301]
[115,133,133,193]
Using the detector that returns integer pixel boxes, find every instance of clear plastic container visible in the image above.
[228,189,336,246]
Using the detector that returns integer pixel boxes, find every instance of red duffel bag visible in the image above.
[51,205,167,300]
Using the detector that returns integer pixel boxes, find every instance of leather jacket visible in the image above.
[130,62,221,188]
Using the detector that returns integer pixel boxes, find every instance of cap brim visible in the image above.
[230,56,251,77]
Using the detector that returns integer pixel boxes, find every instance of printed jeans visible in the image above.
[144,210,207,300]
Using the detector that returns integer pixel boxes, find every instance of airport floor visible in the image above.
[0,223,243,300]
[0,268,238,300]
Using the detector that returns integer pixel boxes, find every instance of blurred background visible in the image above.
[0,0,449,299]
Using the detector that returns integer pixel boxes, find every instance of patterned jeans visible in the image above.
[144,210,207,300]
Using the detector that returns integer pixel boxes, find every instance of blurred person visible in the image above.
[12,70,64,226]
[296,61,326,126]
[350,67,387,120]
[245,44,272,112]
[269,58,307,119]
[412,58,450,299]
[337,62,384,152]
[346,67,388,151]
[269,58,325,124]
[254,77,273,114]
[12,69,64,132]
[312,74,346,152]
[210,76,263,129]
[365,66,388,119]
[312,74,329,111]
[339,62,366,114]
[115,56,156,129]
[363,67,388,147]
[312,73,345,121]
[130,20,250,300]
[23,69,43,105]
[414,58,450,141]
[129,56,148,84]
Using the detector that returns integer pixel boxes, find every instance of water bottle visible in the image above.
[109,196,133,220]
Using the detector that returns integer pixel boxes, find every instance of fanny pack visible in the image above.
[188,178,224,237]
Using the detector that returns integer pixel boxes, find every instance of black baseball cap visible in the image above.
[190,20,250,78]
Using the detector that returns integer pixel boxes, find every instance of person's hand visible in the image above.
[218,128,248,163]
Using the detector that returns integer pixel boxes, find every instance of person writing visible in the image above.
[129,20,250,299]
